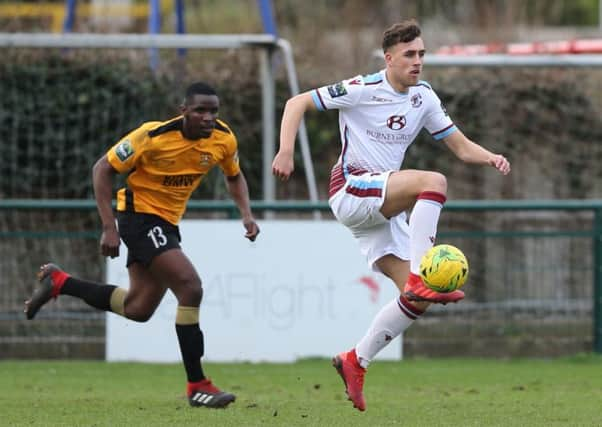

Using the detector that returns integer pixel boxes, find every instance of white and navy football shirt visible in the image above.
[311,69,457,197]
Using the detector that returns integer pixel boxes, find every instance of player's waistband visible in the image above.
[328,166,389,199]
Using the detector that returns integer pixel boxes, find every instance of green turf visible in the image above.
[2,356,602,426]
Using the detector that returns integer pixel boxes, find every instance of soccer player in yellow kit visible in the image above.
[25,82,260,408]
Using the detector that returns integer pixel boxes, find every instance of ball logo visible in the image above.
[386,115,406,130]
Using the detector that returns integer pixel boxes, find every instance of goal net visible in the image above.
[0,33,278,358]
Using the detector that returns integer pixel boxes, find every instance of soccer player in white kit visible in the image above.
[272,20,510,412]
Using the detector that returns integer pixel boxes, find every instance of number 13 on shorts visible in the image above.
[147,226,168,248]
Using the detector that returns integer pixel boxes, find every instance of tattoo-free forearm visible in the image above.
[279,92,315,154]
[458,139,497,165]
[92,156,117,231]
[226,173,253,220]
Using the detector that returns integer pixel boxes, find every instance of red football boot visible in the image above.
[332,349,367,411]
[403,272,464,304]
[25,263,70,320]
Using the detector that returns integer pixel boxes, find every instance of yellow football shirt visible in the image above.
[106,116,240,225]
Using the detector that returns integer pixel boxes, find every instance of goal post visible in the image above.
[0,32,319,206]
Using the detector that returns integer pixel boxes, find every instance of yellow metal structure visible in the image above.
[0,1,174,33]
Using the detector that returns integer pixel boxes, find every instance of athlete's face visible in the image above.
[384,37,425,92]
[181,94,219,139]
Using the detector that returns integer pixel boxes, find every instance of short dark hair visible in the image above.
[185,81,217,100]
[382,20,422,52]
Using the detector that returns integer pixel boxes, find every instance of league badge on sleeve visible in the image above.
[115,140,134,162]
[327,81,348,98]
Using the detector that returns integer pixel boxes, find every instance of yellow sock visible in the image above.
[109,287,127,316]
[176,306,199,325]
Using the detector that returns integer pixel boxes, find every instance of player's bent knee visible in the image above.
[425,171,447,193]
[124,306,156,323]
[125,312,154,323]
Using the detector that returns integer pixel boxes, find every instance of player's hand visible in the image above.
[272,151,294,181]
[100,227,121,258]
[489,154,511,175]
[243,218,260,242]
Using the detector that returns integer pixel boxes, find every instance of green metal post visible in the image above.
[594,208,602,353]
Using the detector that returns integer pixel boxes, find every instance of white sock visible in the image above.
[355,295,423,368]
[409,195,444,275]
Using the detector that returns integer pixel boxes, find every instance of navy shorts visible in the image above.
[117,211,181,267]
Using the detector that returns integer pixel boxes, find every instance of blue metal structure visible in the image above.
[148,0,161,69]
[257,0,278,36]
[175,0,186,57]
[61,0,188,67]
[62,0,77,32]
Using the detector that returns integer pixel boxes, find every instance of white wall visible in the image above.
[106,220,401,362]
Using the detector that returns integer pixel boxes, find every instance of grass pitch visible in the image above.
[2,356,602,426]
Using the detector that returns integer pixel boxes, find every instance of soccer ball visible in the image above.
[419,244,469,293]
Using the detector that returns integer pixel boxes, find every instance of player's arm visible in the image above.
[92,154,121,258]
[442,130,511,175]
[272,91,317,181]
[225,172,260,242]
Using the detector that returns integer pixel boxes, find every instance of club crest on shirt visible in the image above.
[327,81,348,98]
[411,93,423,108]
[199,153,213,167]
[386,115,406,130]
[115,140,134,161]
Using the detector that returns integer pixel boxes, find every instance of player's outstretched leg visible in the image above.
[25,263,70,320]
[187,379,236,408]
[403,272,464,304]
[332,349,367,411]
